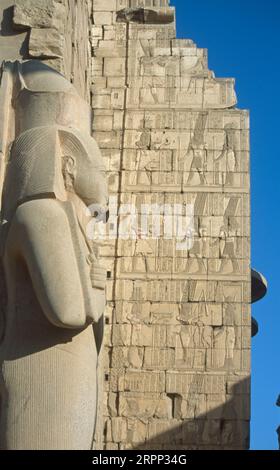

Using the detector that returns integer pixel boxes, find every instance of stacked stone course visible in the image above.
[91,0,251,450]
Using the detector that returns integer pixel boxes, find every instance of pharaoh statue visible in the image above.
[0,61,108,449]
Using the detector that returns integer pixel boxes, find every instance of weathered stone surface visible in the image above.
[28,28,64,58]
[93,0,117,11]
[9,0,93,99]
[116,7,175,24]
[120,370,166,393]
[0,1,28,61]
[13,0,64,30]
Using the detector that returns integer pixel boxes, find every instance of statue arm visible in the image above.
[7,199,88,329]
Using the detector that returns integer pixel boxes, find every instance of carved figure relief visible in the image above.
[218,230,240,275]
[186,114,208,186]
[211,326,236,369]
[214,124,238,186]
[187,227,208,274]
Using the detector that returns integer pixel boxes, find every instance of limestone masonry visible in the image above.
[0,0,267,450]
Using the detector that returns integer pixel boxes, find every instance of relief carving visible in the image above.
[214,124,238,186]
[186,113,208,186]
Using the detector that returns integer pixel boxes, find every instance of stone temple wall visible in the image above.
[0,0,251,450]
[91,0,251,450]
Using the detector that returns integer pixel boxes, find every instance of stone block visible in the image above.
[111,346,144,368]
[104,26,117,40]
[108,77,126,87]
[93,0,117,11]
[119,392,160,419]
[104,58,126,76]
[120,370,165,392]
[131,324,166,347]
[111,417,127,442]
[94,131,121,149]
[105,443,119,450]
[108,393,118,417]
[167,325,213,349]
[147,419,183,444]
[92,26,103,38]
[150,303,179,324]
[94,44,126,58]
[94,12,113,26]
[166,373,226,395]
[127,418,147,444]
[92,92,111,109]
[144,348,175,369]
[13,0,64,30]
[112,324,132,346]
[93,114,114,131]
[115,301,151,324]
[28,28,64,58]
[174,348,206,371]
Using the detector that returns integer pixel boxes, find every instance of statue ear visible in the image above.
[64,156,76,174]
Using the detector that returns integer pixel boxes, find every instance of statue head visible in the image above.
[1,61,108,260]
[2,125,108,224]
[60,128,108,209]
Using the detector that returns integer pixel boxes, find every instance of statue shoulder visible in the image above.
[13,198,68,231]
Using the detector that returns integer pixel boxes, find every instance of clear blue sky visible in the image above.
[171,0,280,450]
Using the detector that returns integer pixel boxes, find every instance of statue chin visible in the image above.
[0,61,107,450]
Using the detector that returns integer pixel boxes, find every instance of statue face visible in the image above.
[63,140,108,210]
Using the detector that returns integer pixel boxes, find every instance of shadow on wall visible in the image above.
[0,6,15,36]
[131,377,250,450]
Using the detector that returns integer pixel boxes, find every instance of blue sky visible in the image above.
[171,0,280,450]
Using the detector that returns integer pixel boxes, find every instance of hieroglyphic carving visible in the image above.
[91,0,251,450]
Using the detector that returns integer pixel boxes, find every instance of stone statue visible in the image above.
[0,61,108,449]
